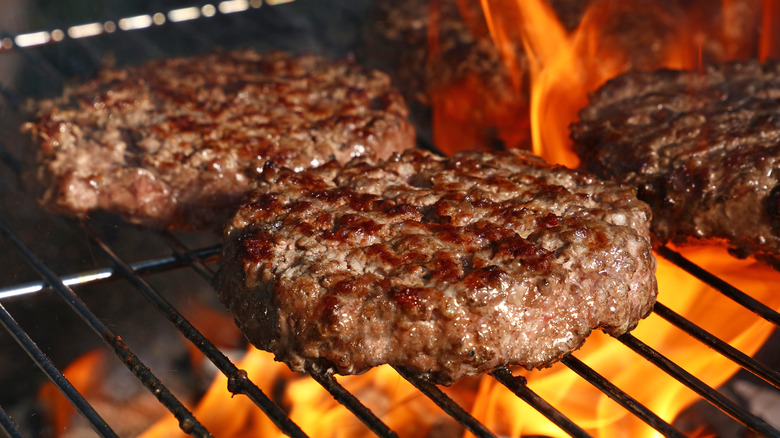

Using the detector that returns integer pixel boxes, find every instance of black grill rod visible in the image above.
[4,37,66,91]
[617,333,780,438]
[0,80,24,110]
[653,302,780,390]
[0,304,116,438]
[158,232,402,437]
[655,246,780,326]
[0,138,23,177]
[0,404,24,438]
[490,367,592,438]
[394,366,498,438]
[0,245,220,301]
[79,223,310,438]
[306,367,400,438]
[0,219,213,438]
[559,356,686,438]
[159,231,218,281]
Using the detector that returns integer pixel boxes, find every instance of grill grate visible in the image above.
[1,2,779,437]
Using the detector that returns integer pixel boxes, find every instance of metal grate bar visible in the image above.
[223,368,310,438]
[0,404,24,438]
[394,366,497,438]
[0,245,220,300]
[653,302,780,389]
[79,223,309,438]
[7,43,66,90]
[0,303,117,438]
[0,80,23,110]
[0,139,22,177]
[307,368,399,438]
[159,231,218,281]
[0,219,213,438]
[656,246,780,325]
[490,367,592,438]
[617,333,780,438]
[559,356,686,438]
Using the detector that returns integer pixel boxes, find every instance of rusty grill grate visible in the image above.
[0,2,779,437]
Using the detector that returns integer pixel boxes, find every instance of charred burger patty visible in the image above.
[216,148,657,384]
[23,49,414,230]
[571,60,780,268]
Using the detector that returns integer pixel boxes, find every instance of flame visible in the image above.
[140,349,293,438]
[139,348,480,437]
[473,0,704,167]
[38,350,105,434]
[38,349,172,437]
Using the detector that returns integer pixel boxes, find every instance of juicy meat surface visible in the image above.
[22,49,415,230]
[216,149,657,384]
[571,60,780,268]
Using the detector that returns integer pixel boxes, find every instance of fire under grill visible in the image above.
[1,1,779,437]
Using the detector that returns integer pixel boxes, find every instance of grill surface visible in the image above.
[1,2,779,437]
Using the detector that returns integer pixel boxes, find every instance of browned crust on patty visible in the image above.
[216,148,657,384]
[22,49,415,230]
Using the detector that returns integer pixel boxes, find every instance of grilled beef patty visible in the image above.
[22,49,414,230]
[216,149,657,384]
[571,60,780,268]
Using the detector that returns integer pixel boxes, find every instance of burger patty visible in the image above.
[22,49,415,230]
[216,148,657,384]
[571,60,780,268]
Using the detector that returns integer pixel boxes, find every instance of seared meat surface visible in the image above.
[216,149,657,384]
[571,60,780,268]
[23,49,414,230]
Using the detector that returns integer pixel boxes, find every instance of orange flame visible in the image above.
[38,350,105,434]
[475,0,701,167]
[139,349,481,437]
[427,0,532,155]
